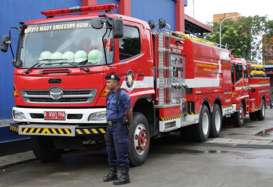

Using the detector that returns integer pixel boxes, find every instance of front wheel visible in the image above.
[129,112,150,166]
[193,105,211,142]
[233,102,245,127]
[257,100,266,121]
[32,137,61,163]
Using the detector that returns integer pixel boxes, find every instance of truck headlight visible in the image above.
[88,111,106,121]
[12,110,26,120]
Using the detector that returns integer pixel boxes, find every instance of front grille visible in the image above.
[25,91,49,95]
[23,89,96,103]
[29,98,88,103]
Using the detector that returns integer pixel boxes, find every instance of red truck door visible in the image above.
[113,21,154,94]
[233,62,249,113]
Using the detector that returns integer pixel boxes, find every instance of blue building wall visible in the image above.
[0,0,177,119]
[0,0,80,119]
[131,0,176,30]
[97,0,176,29]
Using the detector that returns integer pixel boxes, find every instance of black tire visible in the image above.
[129,112,150,166]
[193,105,210,142]
[210,104,222,138]
[257,100,266,121]
[249,112,257,121]
[32,137,61,163]
[233,102,245,127]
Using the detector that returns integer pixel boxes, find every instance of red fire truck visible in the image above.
[247,64,270,121]
[1,4,270,165]
[228,58,270,126]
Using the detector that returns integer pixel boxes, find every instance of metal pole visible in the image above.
[219,15,240,48]
[219,22,222,47]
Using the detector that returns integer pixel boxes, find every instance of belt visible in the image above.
[107,118,124,125]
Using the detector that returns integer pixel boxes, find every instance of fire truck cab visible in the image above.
[2,5,160,165]
[248,63,270,121]
[230,57,249,126]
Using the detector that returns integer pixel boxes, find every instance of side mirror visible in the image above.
[113,18,123,38]
[91,18,104,29]
[148,20,156,30]
[0,35,11,53]
[158,18,167,29]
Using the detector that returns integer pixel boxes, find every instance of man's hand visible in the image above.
[127,108,133,126]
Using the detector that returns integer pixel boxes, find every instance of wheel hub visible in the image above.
[134,124,148,156]
[240,105,245,121]
[215,110,221,132]
[202,112,209,136]
[262,103,265,117]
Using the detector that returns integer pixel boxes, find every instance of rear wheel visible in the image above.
[210,104,222,138]
[32,137,61,163]
[233,102,245,127]
[129,112,150,166]
[257,100,266,121]
[193,105,210,142]
[249,112,257,121]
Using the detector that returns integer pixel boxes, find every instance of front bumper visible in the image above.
[10,107,108,137]
[12,107,107,124]
[10,123,107,137]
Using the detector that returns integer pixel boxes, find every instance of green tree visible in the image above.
[266,19,273,36]
[206,16,273,61]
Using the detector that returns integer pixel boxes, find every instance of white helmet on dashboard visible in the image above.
[74,50,87,63]
[88,49,102,64]
[51,52,63,60]
[39,51,52,61]
[62,51,74,62]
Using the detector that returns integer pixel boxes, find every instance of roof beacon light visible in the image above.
[41,4,118,18]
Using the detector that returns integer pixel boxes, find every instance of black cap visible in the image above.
[105,73,120,81]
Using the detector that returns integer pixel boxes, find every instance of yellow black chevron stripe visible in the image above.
[10,125,18,132]
[20,127,73,136]
[11,125,107,136]
[160,115,182,121]
[76,128,106,135]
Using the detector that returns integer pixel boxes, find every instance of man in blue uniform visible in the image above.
[103,73,132,185]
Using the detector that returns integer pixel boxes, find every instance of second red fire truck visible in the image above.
[1,4,270,165]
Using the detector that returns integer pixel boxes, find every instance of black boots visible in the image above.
[103,167,117,182]
[103,167,130,185]
[113,167,130,185]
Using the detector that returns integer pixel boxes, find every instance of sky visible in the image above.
[184,0,273,24]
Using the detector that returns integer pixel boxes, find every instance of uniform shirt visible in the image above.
[106,89,130,121]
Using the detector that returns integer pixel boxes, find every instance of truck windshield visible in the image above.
[18,20,113,68]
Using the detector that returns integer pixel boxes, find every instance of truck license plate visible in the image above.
[44,111,65,120]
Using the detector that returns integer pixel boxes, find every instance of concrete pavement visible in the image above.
[206,109,273,149]
[0,110,273,187]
